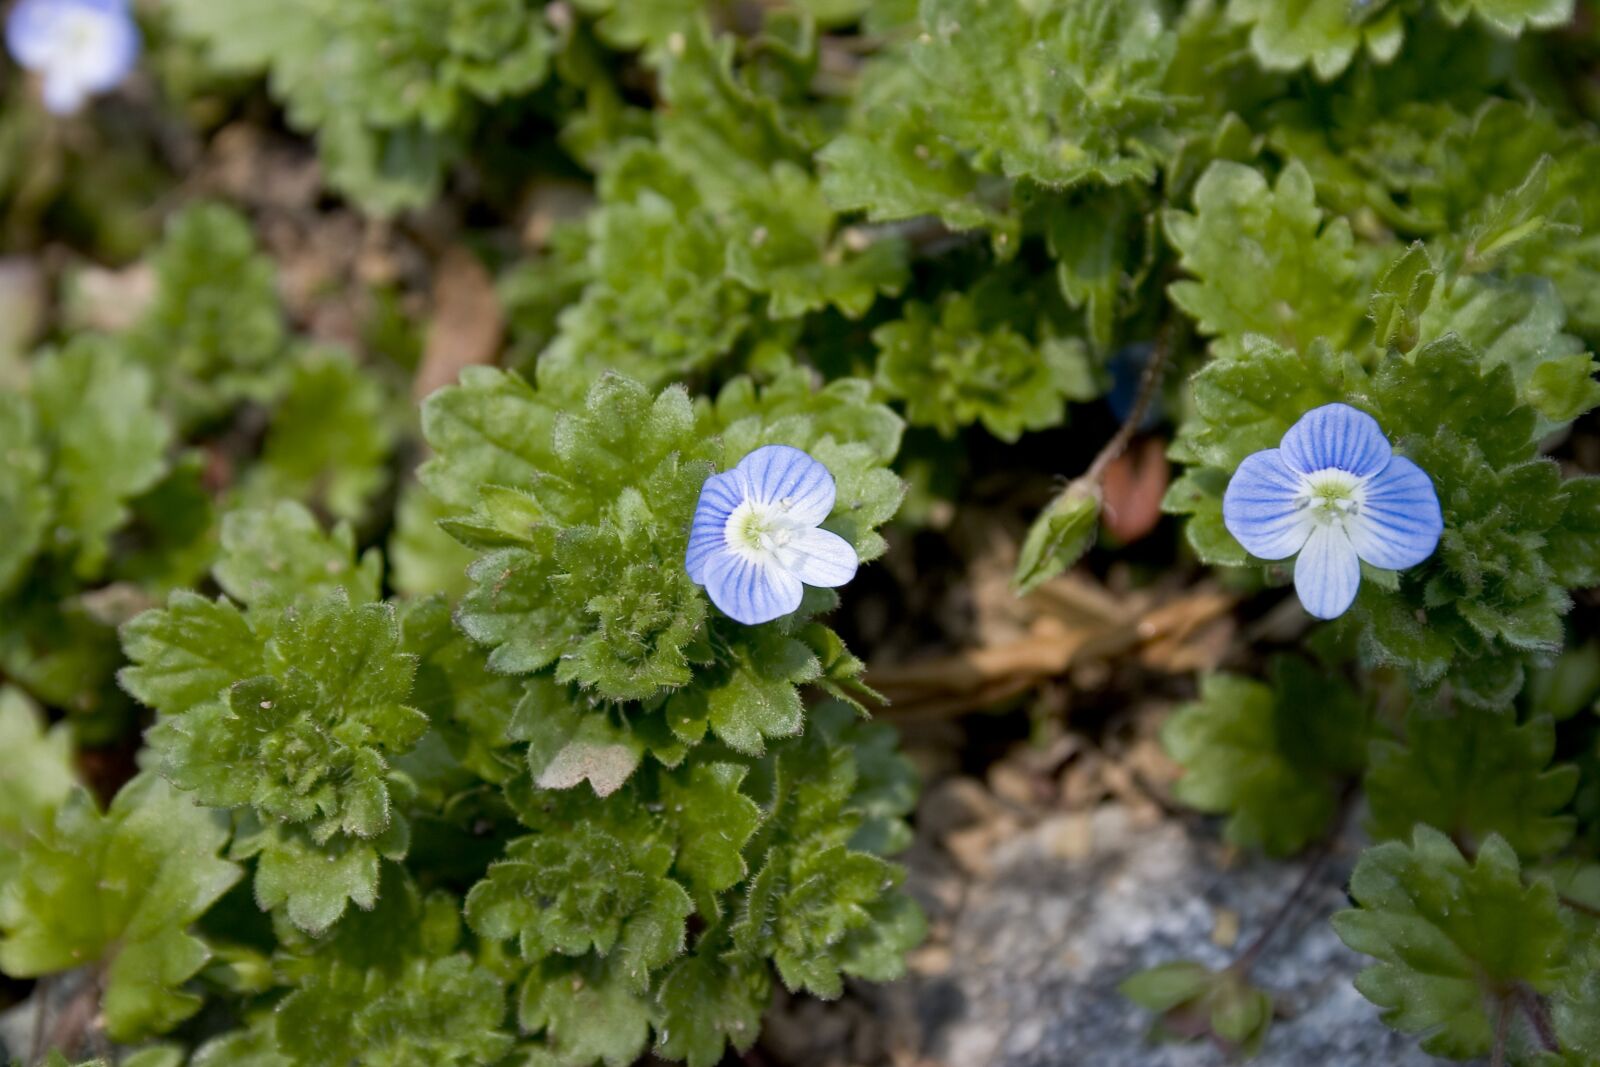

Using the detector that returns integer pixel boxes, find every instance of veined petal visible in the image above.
[1348,455,1443,571]
[1280,403,1391,478]
[702,549,804,626]
[737,444,836,525]
[685,469,746,583]
[1294,523,1362,620]
[775,527,857,588]
[1223,449,1313,560]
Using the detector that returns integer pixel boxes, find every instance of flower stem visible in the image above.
[1085,329,1173,485]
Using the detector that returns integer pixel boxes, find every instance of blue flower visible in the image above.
[6,0,140,116]
[1223,403,1442,620]
[686,445,858,625]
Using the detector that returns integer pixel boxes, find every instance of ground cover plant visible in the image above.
[1,1,1600,1065]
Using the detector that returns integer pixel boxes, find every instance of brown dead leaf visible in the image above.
[66,262,153,335]
[1137,586,1237,674]
[534,740,640,797]
[414,244,504,400]
[869,574,1238,720]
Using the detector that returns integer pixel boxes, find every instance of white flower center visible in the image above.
[52,10,111,70]
[1294,468,1367,531]
[724,498,804,563]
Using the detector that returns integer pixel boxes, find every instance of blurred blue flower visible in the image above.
[686,444,858,625]
[1223,403,1442,620]
[6,0,140,115]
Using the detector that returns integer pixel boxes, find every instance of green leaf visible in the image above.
[167,0,552,214]
[0,774,241,1042]
[1436,0,1575,36]
[236,815,407,934]
[150,595,425,839]
[119,592,262,717]
[1225,0,1404,80]
[1120,962,1274,1056]
[818,107,1016,244]
[0,687,78,889]
[541,147,753,387]
[908,0,1179,189]
[518,956,655,1067]
[1163,662,1368,856]
[388,482,477,600]
[872,292,1094,442]
[1417,273,1597,431]
[653,945,770,1067]
[1365,709,1578,859]
[124,202,287,428]
[213,502,383,612]
[681,629,821,754]
[723,163,909,320]
[1165,160,1366,359]
[1548,477,1600,590]
[659,762,763,902]
[0,394,50,598]
[466,822,691,982]
[1046,186,1152,352]
[30,339,172,578]
[424,368,901,714]
[1332,828,1569,1060]
[736,842,920,998]
[244,348,396,523]
[270,873,514,1065]
[1370,241,1437,354]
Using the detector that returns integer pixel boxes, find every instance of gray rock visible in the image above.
[910,806,1445,1067]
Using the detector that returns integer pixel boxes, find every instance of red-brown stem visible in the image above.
[1085,332,1172,485]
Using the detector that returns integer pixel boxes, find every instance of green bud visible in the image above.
[1012,477,1102,595]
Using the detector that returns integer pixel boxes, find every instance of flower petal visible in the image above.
[1223,449,1313,560]
[685,469,746,584]
[1294,523,1362,620]
[702,549,804,626]
[775,527,858,588]
[5,0,58,69]
[1348,455,1443,571]
[737,445,836,525]
[1280,403,1391,478]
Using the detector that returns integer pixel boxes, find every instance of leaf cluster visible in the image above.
[165,0,553,212]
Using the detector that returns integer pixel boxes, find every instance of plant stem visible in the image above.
[1560,892,1600,919]
[1229,783,1354,978]
[1085,330,1172,485]
[1515,984,1561,1054]
[1228,839,1332,977]
[1490,994,1511,1067]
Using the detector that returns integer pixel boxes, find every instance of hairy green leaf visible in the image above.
[0,774,240,1041]
[1333,828,1569,1060]
[1366,709,1578,858]
[1163,661,1368,856]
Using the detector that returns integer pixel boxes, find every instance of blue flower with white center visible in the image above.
[1223,403,1443,620]
[6,0,140,116]
[686,445,859,625]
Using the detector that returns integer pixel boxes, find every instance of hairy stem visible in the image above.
[1515,984,1561,1054]
[1229,783,1354,978]
[1490,994,1510,1067]
[1228,839,1332,977]
[1085,330,1172,485]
